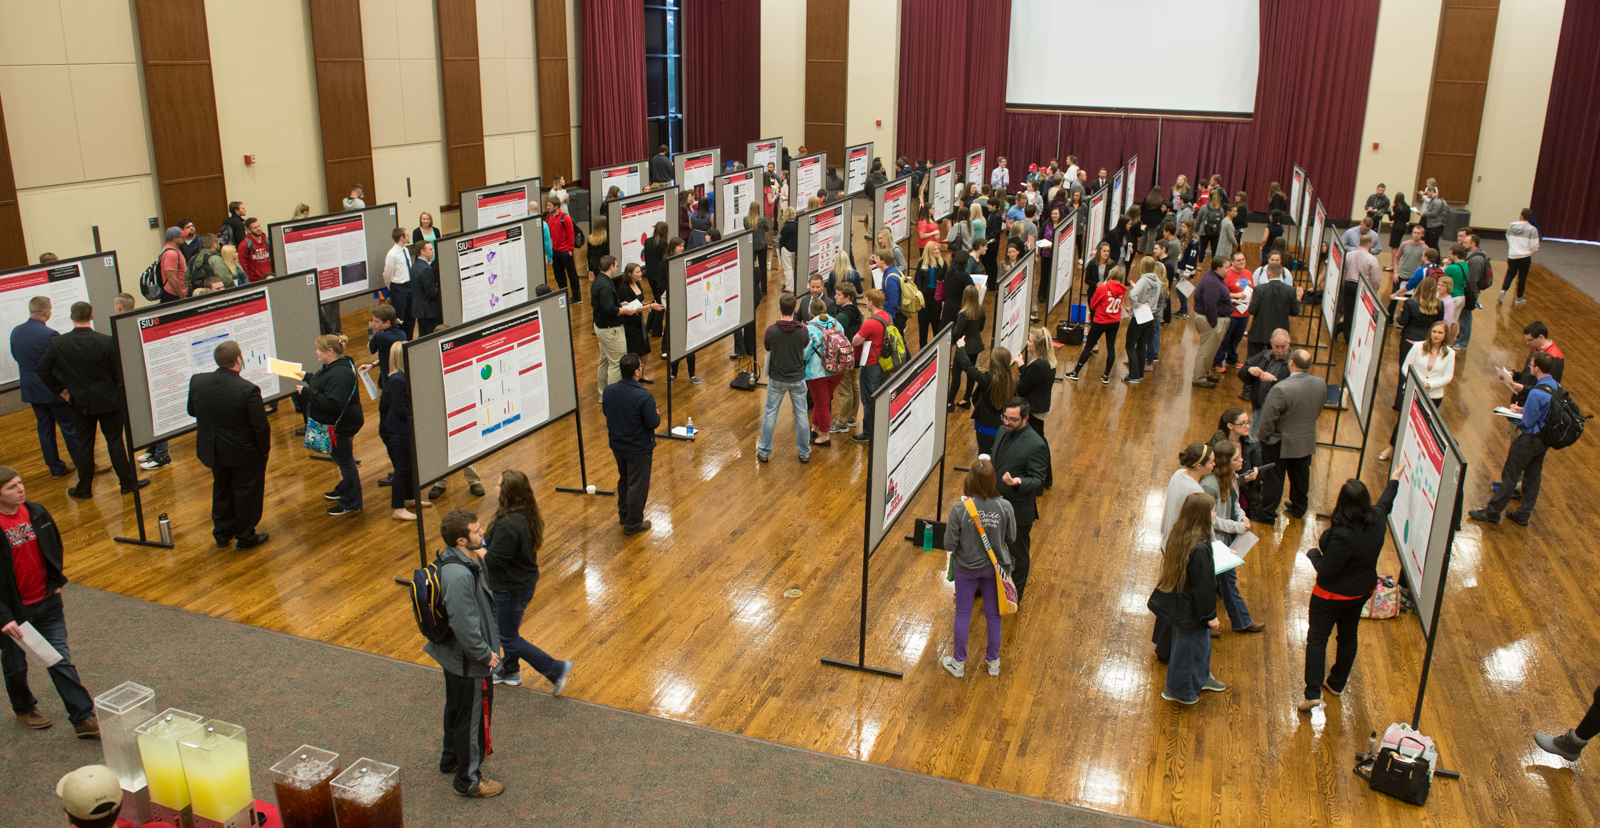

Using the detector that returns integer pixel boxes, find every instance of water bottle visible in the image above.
[157,513,172,544]
[686,417,695,436]
[922,522,933,552]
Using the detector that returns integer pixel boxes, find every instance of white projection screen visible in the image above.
[1007,0,1259,114]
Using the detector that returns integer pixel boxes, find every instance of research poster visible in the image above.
[881,179,910,244]
[601,165,640,199]
[718,169,759,236]
[1311,201,1326,265]
[1124,155,1139,214]
[139,289,279,436]
[965,149,985,190]
[1344,281,1379,423]
[1322,242,1342,335]
[456,224,529,323]
[932,161,955,221]
[681,151,716,199]
[996,254,1032,358]
[441,307,551,466]
[1110,169,1125,231]
[619,193,669,271]
[282,213,369,301]
[749,138,781,172]
[1394,392,1444,587]
[882,356,940,532]
[1085,190,1107,265]
[1299,183,1314,248]
[1051,217,1076,309]
[846,144,871,195]
[1289,166,1304,227]
[474,184,530,229]
[682,243,742,353]
[794,154,824,208]
[0,261,89,386]
[806,203,848,279]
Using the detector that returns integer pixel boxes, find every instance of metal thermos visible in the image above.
[157,514,172,544]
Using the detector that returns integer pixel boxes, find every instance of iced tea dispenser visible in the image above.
[268,745,341,828]
[330,758,403,828]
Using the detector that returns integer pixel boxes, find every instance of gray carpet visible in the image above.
[1,585,1163,827]
[1476,237,1600,305]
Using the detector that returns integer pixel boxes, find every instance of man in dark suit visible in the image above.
[1252,350,1324,520]
[1238,329,1292,413]
[601,354,659,536]
[35,303,146,498]
[410,241,443,335]
[187,341,271,549]
[990,397,1049,600]
[9,297,79,479]
[1245,257,1299,360]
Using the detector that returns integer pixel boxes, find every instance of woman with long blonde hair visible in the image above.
[585,214,610,277]
[296,333,364,516]
[778,205,799,292]
[913,241,946,348]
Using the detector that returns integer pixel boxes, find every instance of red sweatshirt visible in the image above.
[1090,281,1127,325]
[547,209,576,252]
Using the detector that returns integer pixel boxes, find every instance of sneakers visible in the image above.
[16,708,51,729]
[140,458,170,470]
[1121,375,1140,384]
[326,505,360,516]
[1515,297,1527,306]
[456,778,505,798]
[756,453,770,463]
[1469,508,1501,524]
[1065,370,1080,381]
[1297,697,1325,712]
[552,660,573,696]
[1100,375,1110,385]
[1535,729,1588,762]
[941,656,965,677]
[74,716,100,739]
[986,658,1000,676]
[324,491,340,501]
[1161,690,1198,705]
[1202,674,1226,692]
[494,671,522,686]
[830,424,850,433]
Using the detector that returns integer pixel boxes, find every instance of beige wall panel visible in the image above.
[395,0,439,57]
[399,59,444,144]
[480,59,511,136]
[0,0,68,67]
[69,63,150,183]
[365,59,408,148]
[761,0,807,145]
[485,133,516,183]
[0,65,85,189]
[511,130,539,179]
[373,142,448,228]
[504,0,534,60]
[845,0,898,154]
[61,0,138,65]
[360,0,401,60]
[1468,0,1566,229]
[506,57,538,134]
[88,177,161,266]
[477,0,506,60]
[18,187,90,261]
[1351,0,1442,219]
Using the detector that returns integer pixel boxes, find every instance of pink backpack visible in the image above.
[815,322,854,375]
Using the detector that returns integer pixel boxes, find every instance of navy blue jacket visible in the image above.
[379,370,411,440]
[369,326,409,383]
[9,318,62,404]
[601,378,660,454]
[410,256,442,321]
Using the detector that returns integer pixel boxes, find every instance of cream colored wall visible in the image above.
[845,0,899,159]
[1467,0,1566,230]
[362,0,450,226]
[568,0,582,177]
[479,0,541,184]
[205,0,326,220]
[0,0,161,267]
[760,0,807,149]
[1350,0,1441,221]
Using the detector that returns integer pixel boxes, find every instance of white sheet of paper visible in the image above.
[858,340,872,368]
[1176,279,1195,297]
[871,268,885,289]
[268,358,302,379]
[1133,305,1154,324]
[1211,541,1244,575]
[1493,406,1522,419]
[1230,532,1258,556]
[1495,366,1516,385]
[621,299,643,311]
[359,369,381,401]
[17,622,62,668]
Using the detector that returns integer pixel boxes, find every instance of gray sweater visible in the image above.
[421,547,501,678]
[1125,272,1164,321]
[945,496,1016,572]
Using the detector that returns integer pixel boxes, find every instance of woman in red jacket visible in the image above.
[1065,265,1128,385]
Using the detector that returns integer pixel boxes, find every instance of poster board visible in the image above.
[1049,216,1077,310]
[1389,372,1466,636]
[269,204,399,305]
[1084,188,1108,265]
[796,199,854,282]
[1299,182,1314,249]
[1342,275,1387,429]
[460,176,540,232]
[587,159,648,223]
[0,252,123,391]
[673,147,721,202]
[965,148,986,192]
[1110,168,1125,231]
[1124,155,1139,215]
[406,289,576,485]
[931,159,956,222]
[790,151,828,208]
[604,187,680,273]
[994,250,1035,359]
[434,214,546,326]
[715,167,761,236]
[867,326,951,553]
[665,231,756,361]
[1310,200,1326,268]
[747,137,783,173]
[1289,165,1305,227]
[1321,239,1342,336]
[845,142,873,196]
[873,177,911,245]
[113,272,323,449]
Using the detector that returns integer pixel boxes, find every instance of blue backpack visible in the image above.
[409,556,470,645]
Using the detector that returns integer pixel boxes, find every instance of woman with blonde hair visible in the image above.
[292,203,312,219]
[378,339,421,520]
[296,333,364,516]
[875,226,906,271]
[940,457,1016,678]
[585,214,610,277]
[913,241,945,348]
[218,244,246,287]
[778,205,798,292]
[951,342,1016,456]
[824,249,861,297]
[412,212,439,244]
[1150,490,1222,704]
[1381,320,1454,459]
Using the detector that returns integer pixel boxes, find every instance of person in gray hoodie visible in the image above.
[757,294,812,463]
[940,458,1016,678]
[1122,256,1165,383]
[424,509,505,798]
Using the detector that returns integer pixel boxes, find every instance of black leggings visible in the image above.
[1074,321,1120,377]
[1502,257,1531,298]
[1125,321,1151,379]
[1580,685,1600,740]
[948,355,979,404]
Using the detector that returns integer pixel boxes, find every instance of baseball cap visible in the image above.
[57,765,122,820]
[165,226,184,241]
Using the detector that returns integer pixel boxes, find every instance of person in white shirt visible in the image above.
[990,157,1010,193]
[1063,156,1079,187]
[1500,207,1540,306]
[382,227,414,336]
[549,175,569,207]
[1379,320,1453,459]
[1252,249,1295,287]
[343,183,365,210]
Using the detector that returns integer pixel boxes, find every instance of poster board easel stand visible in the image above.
[554,292,616,494]
[818,445,906,678]
[110,420,174,549]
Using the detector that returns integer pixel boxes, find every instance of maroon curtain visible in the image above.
[1244,0,1380,215]
[684,0,759,158]
[1158,119,1254,203]
[1531,1,1600,241]
[1055,114,1159,188]
[897,0,1010,167]
[1001,112,1060,174]
[581,0,648,177]
[962,0,1010,166]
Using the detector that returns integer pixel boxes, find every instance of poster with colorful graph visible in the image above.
[440,308,551,465]
[683,244,742,353]
[456,223,528,323]
[1394,392,1444,585]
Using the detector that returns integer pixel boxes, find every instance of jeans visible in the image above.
[1502,257,1531,298]
[1165,624,1213,702]
[1150,319,1163,362]
[1485,432,1548,520]
[331,427,362,509]
[440,668,493,794]
[1304,594,1366,699]
[31,402,79,477]
[147,439,170,463]
[1214,316,1248,368]
[758,379,810,459]
[1,593,95,724]
[1176,283,1189,315]
[952,567,1002,662]
[859,364,885,437]
[1073,321,1120,377]
[551,249,580,298]
[1216,568,1253,630]
[1455,302,1474,348]
[492,589,561,682]
[806,375,840,434]
[1125,321,1151,379]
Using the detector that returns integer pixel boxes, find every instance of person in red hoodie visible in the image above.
[544,196,581,303]
[238,218,272,282]
[1065,265,1128,385]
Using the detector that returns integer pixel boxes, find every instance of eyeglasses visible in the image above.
[1002,415,1025,424]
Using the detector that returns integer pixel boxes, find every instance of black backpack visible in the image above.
[138,258,163,301]
[1532,385,1589,450]
[1200,207,1223,237]
[409,556,470,644]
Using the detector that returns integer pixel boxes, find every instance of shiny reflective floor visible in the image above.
[19,229,1599,826]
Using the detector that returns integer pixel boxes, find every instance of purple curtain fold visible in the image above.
[1530,1,1600,241]
[685,0,760,158]
[1244,0,1380,216]
[897,0,1010,167]
[581,0,648,177]
[1055,114,1159,188]
[1158,119,1254,203]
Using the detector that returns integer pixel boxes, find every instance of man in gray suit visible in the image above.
[1252,350,1322,520]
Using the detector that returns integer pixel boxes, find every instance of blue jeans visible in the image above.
[1456,302,1474,348]
[1150,318,1163,362]
[859,364,885,437]
[758,379,810,459]
[331,428,362,509]
[1165,624,1213,702]
[148,440,170,463]
[1214,316,1248,368]
[31,402,79,476]
[1217,569,1253,630]
[1,593,95,724]
[492,589,560,681]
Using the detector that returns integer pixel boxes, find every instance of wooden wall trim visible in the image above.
[805,0,849,164]
[0,91,28,269]
[438,0,486,204]
[1417,0,1501,204]
[134,0,229,232]
[534,0,573,185]
[309,0,376,213]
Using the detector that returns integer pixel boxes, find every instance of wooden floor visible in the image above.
[16,223,1600,827]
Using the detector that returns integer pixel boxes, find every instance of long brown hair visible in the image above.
[963,457,999,499]
[1157,493,1215,591]
[490,469,545,555]
[986,346,1016,409]
[587,215,608,247]
[1415,276,1440,315]
[960,284,982,320]
[1210,439,1237,504]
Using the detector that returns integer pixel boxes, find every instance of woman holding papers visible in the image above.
[619,264,660,382]
[1379,321,1454,460]
[1122,257,1164,384]
[1201,441,1265,636]
[1150,491,1223,705]
[297,335,365,516]
[1299,471,1401,712]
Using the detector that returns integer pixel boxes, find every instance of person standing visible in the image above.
[649,144,673,184]
[1066,265,1127,384]
[425,509,503,798]
[850,289,893,443]
[187,341,271,549]
[1337,236,1380,341]
[343,183,365,210]
[602,354,659,535]
[1420,185,1447,250]
[1299,473,1400,712]
[951,344,1016,457]
[376,340,420,521]
[10,298,80,480]
[1201,441,1265,636]
[989,157,1010,193]
[802,297,845,448]
[410,241,442,336]
[297,335,364,516]
[1501,208,1540,305]
[1535,690,1600,761]
[1016,327,1057,488]
[239,218,272,282]
[1121,257,1162,384]
[757,294,812,464]
[1190,258,1232,388]
[1380,320,1454,459]
[1457,232,1489,350]
[829,284,863,434]
[1507,321,1564,406]
[544,197,581,302]
[989,398,1048,600]
[1390,224,1430,298]
[1246,268,1299,361]
[221,201,248,246]
[940,458,1015,679]
[158,227,188,303]
[36,303,146,498]
[872,250,903,334]
[0,468,98,738]
[1239,329,1292,413]
[1471,351,1560,526]
[484,469,572,694]
[1252,350,1322,520]
[1150,491,1223,705]
[1338,217,1382,255]
[590,255,632,399]
[383,228,414,336]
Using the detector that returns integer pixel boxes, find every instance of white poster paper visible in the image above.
[719,169,758,236]
[846,145,871,195]
[441,308,551,466]
[883,357,940,531]
[1344,282,1379,421]
[1289,166,1304,229]
[794,155,824,208]
[750,139,780,173]
[1110,169,1125,231]
[601,166,640,200]
[881,179,910,244]
[681,152,716,197]
[932,162,955,221]
[282,213,369,301]
[0,261,89,386]
[1311,200,1326,265]
[474,184,530,229]
[997,255,1032,357]
[1051,218,1076,309]
[683,244,742,353]
[1124,156,1139,214]
[1394,395,1445,587]
[1299,183,1314,248]
[806,204,847,279]
[1085,191,1107,265]
[966,149,985,191]
[618,194,668,271]
[1322,243,1343,336]
[456,224,529,323]
[138,290,279,436]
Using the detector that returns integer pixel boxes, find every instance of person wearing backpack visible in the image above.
[157,228,188,303]
[1471,351,1561,526]
[421,509,505,798]
[830,284,863,434]
[757,294,812,464]
[187,234,233,291]
[1457,231,1490,350]
[850,288,895,443]
[802,297,847,447]
[871,250,904,336]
